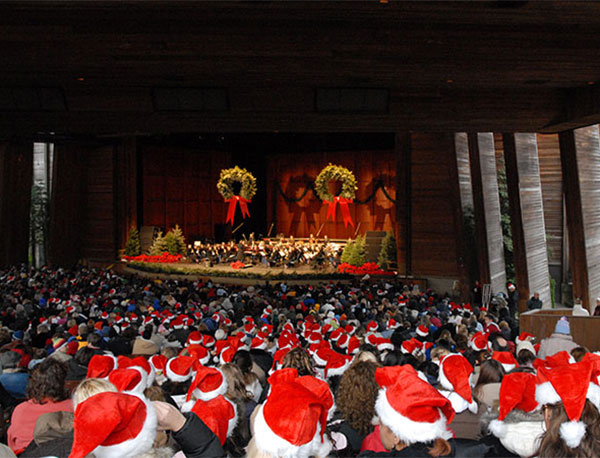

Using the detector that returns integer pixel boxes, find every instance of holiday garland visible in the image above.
[217,166,257,200]
[314,163,357,202]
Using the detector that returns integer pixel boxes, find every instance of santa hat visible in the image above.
[348,335,361,355]
[535,360,600,449]
[491,351,518,373]
[365,333,379,347]
[187,366,228,402]
[489,372,538,439]
[109,367,147,394]
[165,356,196,383]
[329,328,344,342]
[416,325,429,338]
[400,338,421,356]
[251,337,267,351]
[253,375,332,458]
[544,351,576,369]
[366,321,378,333]
[186,395,238,445]
[374,365,454,445]
[324,352,352,379]
[69,391,156,458]
[187,331,203,346]
[336,333,350,349]
[188,345,211,366]
[307,332,321,345]
[86,355,117,380]
[387,318,400,330]
[376,338,394,353]
[345,324,357,335]
[130,356,155,388]
[149,354,167,375]
[469,332,489,352]
[438,354,478,414]
[515,332,535,345]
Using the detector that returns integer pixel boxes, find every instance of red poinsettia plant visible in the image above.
[230,261,245,270]
[124,252,183,263]
[337,262,395,276]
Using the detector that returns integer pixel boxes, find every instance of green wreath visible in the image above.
[217,166,257,200]
[315,163,358,202]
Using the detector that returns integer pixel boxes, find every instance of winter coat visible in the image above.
[172,411,226,458]
[537,333,579,359]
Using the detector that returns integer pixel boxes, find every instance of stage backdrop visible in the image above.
[266,150,397,240]
[140,144,230,240]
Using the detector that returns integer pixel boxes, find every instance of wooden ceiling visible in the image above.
[1,1,600,137]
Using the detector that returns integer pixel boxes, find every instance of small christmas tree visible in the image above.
[341,235,366,267]
[158,225,187,255]
[377,230,397,270]
[149,231,169,256]
[124,227,141,256]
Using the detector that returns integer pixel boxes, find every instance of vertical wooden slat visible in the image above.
[0,141,33,266]
[395,132,411,275]
[468,132,507,293]
[559,125,600,311]
[503,133,551,310]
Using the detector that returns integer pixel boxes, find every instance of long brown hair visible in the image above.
[537,400,600,458]
[336,361,380,436]
[473,359,504,400]
[282,347,315,377]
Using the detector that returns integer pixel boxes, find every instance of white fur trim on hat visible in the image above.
[326,360,350,379]
[377,341,394,352]
[500,363,516,373]
[93,393,157,458]
[253,403,332,458]
[535,381,561,406]
[488,419,507,439]
[439,390,478,415]
[560,420,586,449]
[375,388,452,445]
[193,370,229,402]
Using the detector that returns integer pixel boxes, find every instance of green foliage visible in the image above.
[341,235,366,267]
[149,231,169,256]
[495,156,515,280]
[314,163,358,202]
[163,224,186,255]
[124,227,141,257]
[217,166,257,200]
[377,231,397,269]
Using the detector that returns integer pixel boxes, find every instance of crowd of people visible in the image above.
[187,236,344,270]
[0,264,598,457]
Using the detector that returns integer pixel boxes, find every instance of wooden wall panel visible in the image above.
[537,134,563,266]
[140,145,229,241]
[266,150,396,240]
[503,133,551,310]
[410,133,461,278]
[0,141,33,267]
[468,133,507,293]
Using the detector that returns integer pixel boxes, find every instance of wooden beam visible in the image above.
[0,141,33,266]
[503,133,552,311]
[559,125,600,311]
[541,87,600,134]
[468,133,507,294]
[395,132,411,275]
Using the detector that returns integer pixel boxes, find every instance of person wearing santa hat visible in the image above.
[359,365,456,457]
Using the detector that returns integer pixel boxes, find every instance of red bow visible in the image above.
[225,196,250,224]
[324,196,354,227]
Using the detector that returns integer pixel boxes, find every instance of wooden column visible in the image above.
[468,133,507,294]
[0,141,33,266]
[559,125,600,311]
[395,132,411,275]
[48,143,85,267]
[503,133,552,311]
[115,136,138,252]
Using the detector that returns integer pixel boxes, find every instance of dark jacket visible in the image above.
[172,412,226,458]
[359,439,457,457]
[65,359,87,381]
[21,431,73,458]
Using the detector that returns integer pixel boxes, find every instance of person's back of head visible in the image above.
[26,358,68,403]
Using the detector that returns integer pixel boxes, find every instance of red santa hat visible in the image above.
[366,321,378,333]
[387,318,400,330]
[108,367,147,394]
[336,333,350,349]
[489,372,538,439]
[376,337,395,353]
[348,335,361,355]
[312,347,332,367]
[416,325,429,338]
[535,360,600,449]
[324,352,352,379]
[400,338,421,356]
[187,366,228,402]
[149,354,167,375]
[374,365,454,445]
[345,324,357,335]
[165,356,197,383]
[251,337,267,351]
[253,375,332,458]
[438,354,478,414]
[491,351,518,373]
[365,333,379,347]
[202,334,216,348]
[515,332,535,345]
[187,395,238,445]
[329,328,344,342]
[544,351,576,369]
[271,347,291,373]
[243,323,256,334]
[469,332,489,352]
[187,331,203,346]
[130,356,155,388]
[219,345,237,365]
[69,391,156,458]
[187,345,211,366]
[86,355,117,380]
[307,332,321,345]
